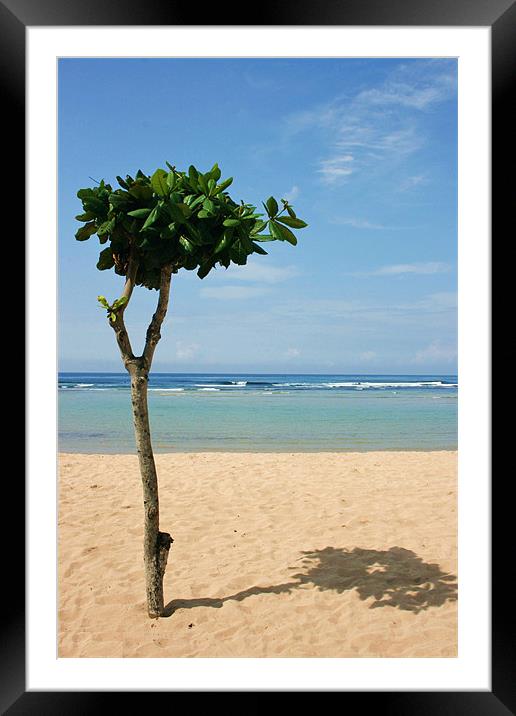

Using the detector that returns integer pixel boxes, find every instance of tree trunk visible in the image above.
[129,358,172,618]
[110,262,173,618]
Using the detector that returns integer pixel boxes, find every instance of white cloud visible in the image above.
[317,155,354,184]
[360,351,376,361]
[419,291,457,310]
[220,260,300,285]
[352,262,451,277]
[399,174,428,191]
[414,340,457,364]
[200,285,272,300]
[356,82,450,110]
[283,60,456,185]
[285,347,300,358]
[355,60,456,111]
[270,291,457,326]
[332,217,386,230]
[283,185,300,202]
[175,341,199,360]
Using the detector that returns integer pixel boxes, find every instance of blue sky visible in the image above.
[59,58,457,374]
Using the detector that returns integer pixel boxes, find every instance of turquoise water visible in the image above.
[58,373,457,453]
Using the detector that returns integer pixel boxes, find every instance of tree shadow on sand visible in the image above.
[163,546,457,617]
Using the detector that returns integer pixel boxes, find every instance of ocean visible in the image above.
[58,373,458,453]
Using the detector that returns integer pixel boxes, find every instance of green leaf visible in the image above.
[269,220,284,241]
[77,188,95,200]
[188,195,205,211]
[75,222,97,241]
[253,234,275,242]
[251,242,268,255]
[166,171,176,190]
[83,196,108,216]
[75,211,96,221]
[197,261,214,279]
[108,191,132,211]
[213,233,232,255]
[265,196,278,218]
[197,174,209,195]
[250,220,268,235]
[207,178,216,195]
[160,224,176,239]
[96,247,115,270]
[223,218,240,227]
[116,175,129,189]
[287,205,297,219]
[276,216,307,229]
[141,206,158,230]
[179,236,195,253]
[188,165,199,181]
[128,184,153,201]
[271,220,297,245]
[230,241,248,265]
[97,219,115,237]
[168,202,191,223]
[182,224,202,245]
[151,169,169,197]
[209,163,221,181]
[97,295,110,309]
[213,177,233,194]
[112,295,129,310]
[127,207,152,219]
[203,198,215,213]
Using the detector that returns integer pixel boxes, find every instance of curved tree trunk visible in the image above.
[129,359,172,618]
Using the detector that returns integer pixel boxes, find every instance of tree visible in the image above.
[75,162,307,618]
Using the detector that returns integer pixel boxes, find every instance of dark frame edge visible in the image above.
[492,2,516,715]
[1,0,26,714]
[9,0,512,711]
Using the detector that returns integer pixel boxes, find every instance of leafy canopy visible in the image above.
[75,162,308,290]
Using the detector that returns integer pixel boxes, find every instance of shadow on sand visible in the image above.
[163,546,457,617]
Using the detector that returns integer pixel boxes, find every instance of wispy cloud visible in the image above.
[360,350,377,361]
[398,174,428,191]
[200,285,272,300]
[284,60,456,185]
[175,341,199,360]
[270,291,457,325]
[317,155,354,184]
[351,262,451,277]
[284,347,300,358]
[331,217,386,230]
[283,185,300,202]
[219,259,300,285]
[356,78,454,110]
[414,340,457,364]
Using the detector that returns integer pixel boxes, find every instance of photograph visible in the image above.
[58,56,459,659]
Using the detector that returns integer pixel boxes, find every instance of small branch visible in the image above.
[121,254,139,305]
[109,254,139,367]
[143,264,173,369]
[110,314,135,366]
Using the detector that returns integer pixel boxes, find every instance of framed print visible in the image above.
[4,0,511,710]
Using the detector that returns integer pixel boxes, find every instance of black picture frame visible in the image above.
[6,0,509,710]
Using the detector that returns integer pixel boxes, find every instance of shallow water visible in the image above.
[58,373,457,453]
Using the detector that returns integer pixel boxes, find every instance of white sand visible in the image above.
[58,451,457,657]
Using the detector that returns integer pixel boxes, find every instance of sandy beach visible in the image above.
[58,451,457,658]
